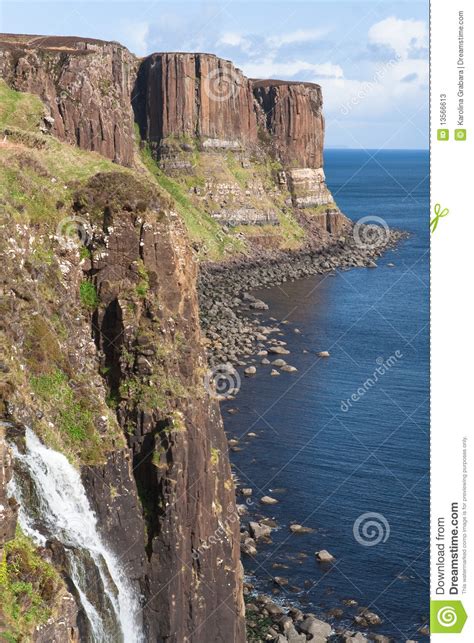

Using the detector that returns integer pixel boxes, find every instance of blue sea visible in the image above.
[223,150,430,640]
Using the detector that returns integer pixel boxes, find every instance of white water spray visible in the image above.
[8,428,143,643]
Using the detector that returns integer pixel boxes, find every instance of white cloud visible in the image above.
[266,28,327,49]
[123,21,150,56]
[217,32,253,53]
[319,55,427,126]
[216,27,327,58]
[368,16,427,59]
[243,58,343,81]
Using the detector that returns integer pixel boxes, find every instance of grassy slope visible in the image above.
[0,79,44,131]
[0,85,128,464]
[139,142,246,260]
[0,529,67,642]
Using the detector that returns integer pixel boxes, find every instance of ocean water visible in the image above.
[223,150,430,640]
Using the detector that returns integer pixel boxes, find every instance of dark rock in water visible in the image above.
[327,607,344,619]
[354,608,382,627]
[289,523,314,534]
[315,549,335,562]
[272,562,290,570]
[261,495,279,505]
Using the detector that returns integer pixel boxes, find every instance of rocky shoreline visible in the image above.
[198,227,428,643]
[198,227,407,369]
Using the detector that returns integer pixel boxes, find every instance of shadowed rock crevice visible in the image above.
[100,299,124,403]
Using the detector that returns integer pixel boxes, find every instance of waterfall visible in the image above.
[7,427,143,643]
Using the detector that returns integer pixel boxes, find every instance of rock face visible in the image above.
[75,172,245,642]
[284,168,334,208]
[0,424,17,550]
[134,52,258,150]
[0,35,348,238]
[33,594,80,643]
[0,34,136,165]
[253,80,324,168]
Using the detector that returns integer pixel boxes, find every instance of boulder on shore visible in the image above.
[268,346,290,355]
[298,616,332,640]
[281,365,298,373]
[249,521,272,540]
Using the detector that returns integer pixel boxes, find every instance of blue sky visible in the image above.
[0,1,429,149]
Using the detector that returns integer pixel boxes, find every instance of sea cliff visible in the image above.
[0,33,399,642]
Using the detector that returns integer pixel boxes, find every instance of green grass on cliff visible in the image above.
[147,140,305,252]
[139,142,246,260]
[0,133,121,227]
[0,79,45,131]
[0,529,66,641]
[0,86,128,464]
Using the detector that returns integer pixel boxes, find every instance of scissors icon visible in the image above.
[430,203,449,233]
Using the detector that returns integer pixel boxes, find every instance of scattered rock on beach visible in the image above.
[298,616,332,640]
[268,346,290,355]
[249,521,272,540]
[272,358,287,367]
[240,537,257,556]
